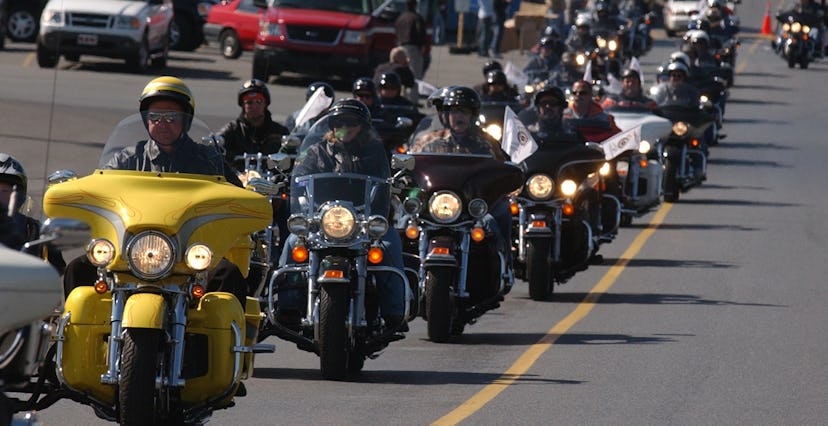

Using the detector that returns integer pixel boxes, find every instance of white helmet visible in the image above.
[668,51,691,67]
[684,29,710,44]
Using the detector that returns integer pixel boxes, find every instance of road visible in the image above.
[2,3,828,424]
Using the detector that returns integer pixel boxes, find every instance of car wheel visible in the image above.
[7,7,39,42]
[219,29,242,59]
[127,39,150,73]
[36,42,58,68]
[170,15,194,51]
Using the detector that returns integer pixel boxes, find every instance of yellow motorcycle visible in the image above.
[42,114,273,424]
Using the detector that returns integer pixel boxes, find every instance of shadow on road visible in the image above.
[554,333,676,345]
[726,98,789,106]
[706,158,790,168]
[0,132,104,149]
[253,367,584,385]
[549,292,784,307]
[713,141,796,151]
[599,258,736,268]
[723,117,788,125]
[57,61,236,81]
[694,183,769,191]
[676,198,799,207]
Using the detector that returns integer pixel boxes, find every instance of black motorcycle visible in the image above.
[654,105,714,202]
[773,13,817,69]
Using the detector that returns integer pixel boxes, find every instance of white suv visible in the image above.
[36,0,173,72]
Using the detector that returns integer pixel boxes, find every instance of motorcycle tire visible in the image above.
[119,328,162,425]
[787,55,796,69]
[425,269,454,343]
[526,239,552,301]
[800,56,809,69]
[663,159,680,203]
[318,284,349,380]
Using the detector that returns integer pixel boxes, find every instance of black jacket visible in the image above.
[293,130,390,179]
[218,112,290,169]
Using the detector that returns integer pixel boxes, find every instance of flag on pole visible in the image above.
[629,56,645,86]
[295,87,333,129]
[582,59,593,83]
[599,125,641,160]
[504,61,528,89]
[417,79,437,96]
[501,107,538,163]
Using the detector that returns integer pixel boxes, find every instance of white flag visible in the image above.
[600,125,641,160]
[501,107,538,163]
[606,72,622,95]
[629,56,646,86]
[295,87,333,128]
[417,79,437,96]
[582,59,593,83]
[504,61,528,89]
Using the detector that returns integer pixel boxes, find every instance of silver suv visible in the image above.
[37,0,173,72]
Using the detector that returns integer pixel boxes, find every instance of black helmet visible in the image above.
[306,81,335,101]
[428,85,456,109]
[667,61,689,76]
[237,78,270,106]
[541,25,560,38]
[378,72,402,91]
[620,68,641,81]
[352,77,376,95]
[482,59,503,76]
[0,153,27,212]
[538,35,558,49]
[486,70,508,86]
[595,0,610,15]
[327,98,371,129]
[534,85,566,108]
[442,86,481,116]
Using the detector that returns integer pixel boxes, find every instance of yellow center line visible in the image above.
[432,202,674,426]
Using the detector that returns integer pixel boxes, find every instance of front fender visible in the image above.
[122,293,165,329]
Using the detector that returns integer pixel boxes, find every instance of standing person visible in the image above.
[491,0,511,59]
[433,0,448,45]
[395,0,428,84]
[218,79,289,170]
[477,0,495,57]
[373,46,416,102]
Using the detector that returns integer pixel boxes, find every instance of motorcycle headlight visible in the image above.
[429,191,462,223]
[792,22,801,33]
[608,39,618,51]
[638,140,651,154]
[803,25,811,34]
[484,123,502,141]
[468,198,488,218]
[597,37,607,48]
[367,215,389,238]
[560,179,578,197]
[782,23,791,32]
[672,121,689,136]
[127,231,175,280]
[527,174,554,200]
[87,238,115,267]
[599,162,612,177]
[700,95,709,104]
[185,244,212,271]
[287,215,310,236]
[403,197,422,215]
[576,54,587,66]
[320,205,356,240]
[524,84,535,94]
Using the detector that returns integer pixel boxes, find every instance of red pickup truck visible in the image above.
[250,0,430,81]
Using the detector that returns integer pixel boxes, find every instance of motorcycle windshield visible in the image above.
[98,112,220,169]
[479,100,520,125]
[290,173,390,219]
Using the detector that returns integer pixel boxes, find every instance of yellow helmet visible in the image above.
[139,76,195,115]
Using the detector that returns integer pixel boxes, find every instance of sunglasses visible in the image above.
[329,116,362,129]
[538,100,561,109]
[146,111,181,124]
[572,90,591,96]
[354,92,373,99]
[242,99,265,106]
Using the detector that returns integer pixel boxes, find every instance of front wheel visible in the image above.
[318,284,349,380]
[119,328,161,425]
[425,269,453,343]
[126,39,150,73]
[36,43,58,68]
[663,159,680,202]
[526,239,552,301]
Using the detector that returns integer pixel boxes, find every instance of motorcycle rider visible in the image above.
[63,76,249,306]
[591,0,628,35]
[378,72,417,110]
[278,99,408,331]
[565,15,598,52]
[523,35,565,81]
[285,81,336,133]
[601,68,657,110]
[0,153,66,273]
[353,77,385,120]
[784,0,826,57]
[479,70,520,101]
[525,86,584,141]
[650,61,701,108]
[563,80,621,137]
[218,79,290,171]
[683,30,718,67]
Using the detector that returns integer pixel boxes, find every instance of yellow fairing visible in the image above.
[61,286,114,403]
[122,293,165,329]
[44,170,271,274]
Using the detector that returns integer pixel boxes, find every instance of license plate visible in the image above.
[77,34,98,46]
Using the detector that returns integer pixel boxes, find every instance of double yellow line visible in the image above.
[432,203,674,425]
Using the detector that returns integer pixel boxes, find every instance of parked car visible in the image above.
[36,0,173,72]
[203,0,261,59]
[5,0,47,42]
[663,0,738,37]
[0,0,7,48]
[251,0,433,81]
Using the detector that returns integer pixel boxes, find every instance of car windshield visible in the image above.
[272,0,371,14]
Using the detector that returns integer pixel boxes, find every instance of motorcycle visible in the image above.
[397,151,523,341]
[1,219,88,424]
[265,116,414,380]
[607,104,673,224]
[772,13,817,69]
[41,113,274,424]
[653,105,714,202]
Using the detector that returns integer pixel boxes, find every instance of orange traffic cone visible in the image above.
[761,2,773,35]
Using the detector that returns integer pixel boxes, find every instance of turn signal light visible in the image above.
[562,203,575,216]
[323,270,344,279]
[431,247,449,256]
[405,225,419,239]
[510,202,519,215]
[281,193,288,199]
[803,34,809,40]
[471,227,485,242]
[191,284,205,299]
[691,139,700,147]
[396,146,406,154]
[292,246,309,263]
[94,280,108,294]
[640,159,648,168]
[368,247,384,264]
